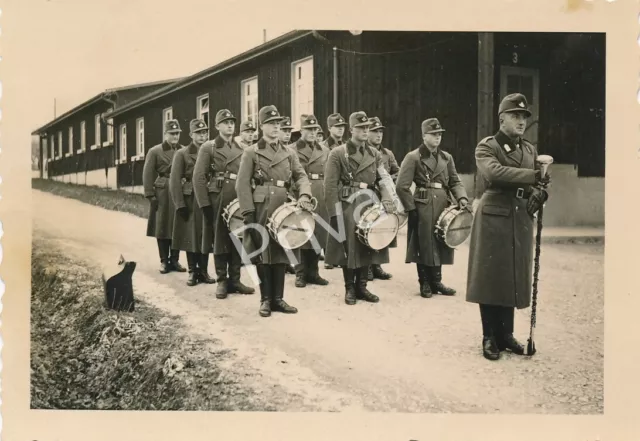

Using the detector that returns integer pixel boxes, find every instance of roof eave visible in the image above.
[31,93,107,136]
[108,30,312,119]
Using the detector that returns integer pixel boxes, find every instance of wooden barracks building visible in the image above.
[34,30,605,227]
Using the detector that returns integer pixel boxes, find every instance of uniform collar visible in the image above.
[495,130,520,154]
[346,139,367,155]
[418,144,443,159]
[162,140,177,151]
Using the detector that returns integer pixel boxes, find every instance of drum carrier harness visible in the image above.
[339,143,378,199]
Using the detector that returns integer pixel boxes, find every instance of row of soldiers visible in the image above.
[143,93,551,361]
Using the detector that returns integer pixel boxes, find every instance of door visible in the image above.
[499,66,540,146]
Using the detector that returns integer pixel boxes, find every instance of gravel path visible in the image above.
[32,189,604,413]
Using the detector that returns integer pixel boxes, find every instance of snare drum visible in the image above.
[222,198,244,239]
[356,204,399,250]
[434,205,473,248]
[266,202,316,250]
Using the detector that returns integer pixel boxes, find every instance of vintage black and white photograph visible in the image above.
[28,27,605,414]
[3,0,638,439]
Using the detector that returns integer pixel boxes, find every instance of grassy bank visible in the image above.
[30,242,275,411]
[32,178,149,219]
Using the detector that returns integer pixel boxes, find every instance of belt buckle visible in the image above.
[358,182,367,189]
[433,183,442,189]
[276,180,285,187]
[311,173,319,179]
[516,188,524,198]
[229,173,237,179]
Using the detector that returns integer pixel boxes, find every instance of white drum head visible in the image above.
[366,212,399,250]
[275,210,315,250]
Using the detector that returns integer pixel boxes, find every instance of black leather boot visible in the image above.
[257,264,272,317]
[227,251,254,294]
[343,267,357,305]
[271,264,298,314]
[429,265,456,295]
[483,336,501,361]
[495,307,524,354]
[480,304,501,360]
[294,267,307,288]
[186,252,198,286]
[214,254,229,299]
[305,250,328,286]
[198,253,216,284]
[285,264,296,274]
[356,267,379,303]
[371,264,392,280]
[417,264,432,298]
[170,248,187,273]
[157,239,171,274]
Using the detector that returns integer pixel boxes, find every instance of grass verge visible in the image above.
[30,242,275,411]
[32,178,149,219]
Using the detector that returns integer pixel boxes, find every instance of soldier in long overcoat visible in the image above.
[235,105,315,318]
[365,116,400,281]
[396,118,468,299]
[288,114,331,288]
[234,119,257,149]
[466,93,550,361]
[193,109,255,299]
[324,111,397,306]
[143,119,186,274]
[278,115,297,275]
[169,119,216,286]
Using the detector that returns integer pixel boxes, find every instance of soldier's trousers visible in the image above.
[479,304,515,338]
[213,248,243,283]
[294,249,320,277]
[156,239,181,263]
[256,264,286,302]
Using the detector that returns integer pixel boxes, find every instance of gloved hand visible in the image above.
[407,209,419,228]
[297,194,316,212]
[243,211,263,253]
[177,206,189,221]
[382,200,397,214]
[535,170,551,189]
[202,205,215,225]
[148,196,159,212]
[458,198,469,210]
[527,188,548,217]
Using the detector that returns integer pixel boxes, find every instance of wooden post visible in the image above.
[476,32,495,199]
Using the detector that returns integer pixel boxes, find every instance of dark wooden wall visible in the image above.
[494,32,605,177]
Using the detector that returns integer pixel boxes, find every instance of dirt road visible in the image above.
[32,189,604,413]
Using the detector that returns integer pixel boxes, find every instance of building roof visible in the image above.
[107,30,312,119]
[31,77,183,135]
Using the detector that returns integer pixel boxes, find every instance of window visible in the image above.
[119,124,127,162]
[80,121,86,152]
[107,114,114,145]
[291,56,314,129]
[136,118,145,157]
[162,107,173,136]
[241,77,259,124]
[197,94,209,126]
[94,114,101,147]
[68,126,73,155]
[58,131,63,158]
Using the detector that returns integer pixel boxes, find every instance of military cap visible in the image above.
[215,109,236,126]
[498,93,532,117]
[280,116,294,129]
[259,105,284,124]
[300,114,322,130]
[368,116,385,130]
[349,111,372,128]
[327,113,348,128]
[240,119,257,132]
[189,118,208,133]
[164,119,182,133]
[421,118,446,134]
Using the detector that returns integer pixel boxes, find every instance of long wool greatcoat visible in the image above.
[466,130,540,309]
[143,141,180,240]
[323,141,395,269]
[395,145,468,266]
[371,143,401,248]
[169,143,205,253]
[289,139,331,251]
[193,136,245,256]
[235,138,312,265]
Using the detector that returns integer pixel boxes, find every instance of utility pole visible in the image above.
[54,98,57,118]
[263,29,267,43]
